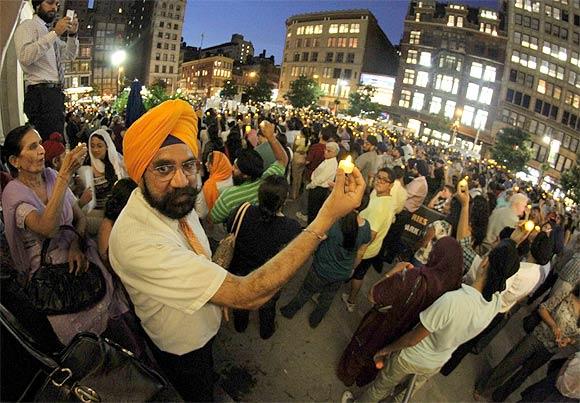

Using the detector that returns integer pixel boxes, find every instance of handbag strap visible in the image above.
[231,202,252,239]
[0,304,59,372]
[40,225,86,267]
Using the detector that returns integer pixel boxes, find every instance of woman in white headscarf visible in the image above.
[78,129,127,235]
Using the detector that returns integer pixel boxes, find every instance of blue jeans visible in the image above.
[281,269,344,326]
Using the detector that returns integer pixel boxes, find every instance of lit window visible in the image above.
[410,31,421,45]
[447,15,455,26]
[329,24,338,34]
[305,25,314,35]
[572,51,580,67]
[406,50,418,64]
[339,24,349,33]
[419,52,431,67]
[537,79,547,94]
[457,16,463,27]
[350,23,360,33]
[399,89,411,108]
[470,62,483,79]
[297,26,305,35]
[466,83,480,101]
[461,105,475,126]
[473,110,488,130]
[411,92,425,111]
[444,100,456,119]
[429,96,442,114]
[479,87,493,104]
[314,25,323,34]
[403,69,415,84]
[483,66,496,81]
[416,71,429,87]
[435,74,459,94]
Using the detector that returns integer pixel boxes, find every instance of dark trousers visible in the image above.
[281,269,344,326]
[476,334,553,402]
[234,293,280,339]
[24,86,65,141]
[307,186,329,224]
[151,337,215,402]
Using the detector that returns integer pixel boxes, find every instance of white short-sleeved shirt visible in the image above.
[399,284,502,370]
[499,262,541,313]
[109,188,227,355]
[360,190,395,259]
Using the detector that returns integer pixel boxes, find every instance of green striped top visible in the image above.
[209,162,285,223]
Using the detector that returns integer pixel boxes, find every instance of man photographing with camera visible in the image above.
[14,0,79,141]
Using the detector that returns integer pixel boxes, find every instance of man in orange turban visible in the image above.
[110,99,366,401]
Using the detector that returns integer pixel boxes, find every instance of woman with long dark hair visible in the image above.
[79,129,127,235]
[226,175,302,339]
[280,194,371,328]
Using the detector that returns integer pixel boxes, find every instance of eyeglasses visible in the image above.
[374,175,392,184]
[148,160,197,182]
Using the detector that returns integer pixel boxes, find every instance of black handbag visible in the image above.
[0,304,182,402]
[25,225,106,315]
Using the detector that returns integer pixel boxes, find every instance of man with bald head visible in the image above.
[109,100,366,401]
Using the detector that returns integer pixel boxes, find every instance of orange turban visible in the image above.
[123,99,198,182]
[202,151,232,216]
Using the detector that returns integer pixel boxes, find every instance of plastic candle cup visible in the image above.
[338,156,354,174]
[535,225,541,232]
[524,221,535,232]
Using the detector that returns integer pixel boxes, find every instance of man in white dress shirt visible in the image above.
[14,0,79,140]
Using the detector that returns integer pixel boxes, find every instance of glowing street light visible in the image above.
[111,50,127,95]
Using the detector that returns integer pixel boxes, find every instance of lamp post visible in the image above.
[111,49,127,96]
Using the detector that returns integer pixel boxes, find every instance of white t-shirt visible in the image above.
[399,284,502,370]
[390,180,408,214]
[109,188,227,355]
[360,190,395,259]
[499,262,541,313]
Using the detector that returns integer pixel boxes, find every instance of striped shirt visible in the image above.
[210,162,285,223]
[14,15,78,86]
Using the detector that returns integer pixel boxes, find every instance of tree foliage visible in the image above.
[490,127,533,172]
[284,75,323,108]
[112,88,129,114]
[246,77,273,103]
[561,165,580,203]
[142,83,189,110]
[346,85,383,119]
[220,80,238,99]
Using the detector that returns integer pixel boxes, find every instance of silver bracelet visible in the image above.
[303,228,327,241]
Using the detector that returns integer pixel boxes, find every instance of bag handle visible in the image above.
[40,225,86,267]
[0,304,59,372]
[231,202,251,239]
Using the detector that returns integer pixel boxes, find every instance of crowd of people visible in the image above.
[5,2,577,401]
[1,96,578,402]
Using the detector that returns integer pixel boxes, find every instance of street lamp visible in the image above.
[111,49,127,96]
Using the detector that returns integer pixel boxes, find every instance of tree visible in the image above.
[346,85,382,119]
[220,80,238,99]
[246,77,273,103]
[284,75,322,108]
[490,127,533,173]
[112,88,129,114]
[561,165,580,203]
[142,83,188,110]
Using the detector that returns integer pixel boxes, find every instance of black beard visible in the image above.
[142,179,198,219]
[37,9,56,24]
[232,173,246,186]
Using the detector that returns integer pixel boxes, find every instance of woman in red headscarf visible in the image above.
[195,151,233,221]
[337,236,464,387]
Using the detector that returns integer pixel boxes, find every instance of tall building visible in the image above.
[491,0,580,184]
[278,9,399,109]
[201,34,254,65]
[180,56,234,97]
[393,1,507,152]
[126,0,186,92]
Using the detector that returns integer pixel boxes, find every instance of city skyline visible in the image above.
[182,0,500,64]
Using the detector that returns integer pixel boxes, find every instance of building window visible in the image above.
[346,53,355,63]
[483,65,496,81]
[539,60,565,80]
[501,109,526,127]
[435,74,459,94]
[339,24,349,33]
[565,91,580,108]
[322,67,332,78]
[302,52,309,62]
[419,52,431,67]
[399,89,411,108]
[411,92,425,111]
[311,52,318,62]
[337,37,347,47]
[348,38,358,48]
[410,31,421,44]
[333,68,341,79]
[461,105,475,126]
[416,71,429,87]
[473,110,488,130]
[479,87,493,104]
[537,79,562,100]
[506,88,531,108]
[294,53,300,62]
[439,54,462,72]
[154,65,159,73]
[466,83,479,101]
[155,53,161,61]
[343,69,352,79]
[314,25,323,34]
[403,69,415,84]
[350,23,360,33]
[447,15,455,26]
[534,99,559,120]
[320,83,330,95]
[297,26,305,35]
[329,24,338,34]
[470,62,483,79]
[406,50,418,64]
[336,52,344,63]
[429,96,442,114]
[325,52,333,62]
[444,100,456,119]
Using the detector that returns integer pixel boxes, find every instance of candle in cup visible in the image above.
[458,178,468,191]
[524,220,535,232]
[338,156,354,174]
[535,225,541,232]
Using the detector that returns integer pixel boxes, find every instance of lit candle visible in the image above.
[524,220,535,232]
[459,178,468,191]
[535,225,541,232]
[338,155,354,174]
[514,186,519,192]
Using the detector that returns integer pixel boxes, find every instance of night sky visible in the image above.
[182,0,500,64]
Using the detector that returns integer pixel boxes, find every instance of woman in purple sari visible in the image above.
[1,124,128,346]
[337,236,464,387]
